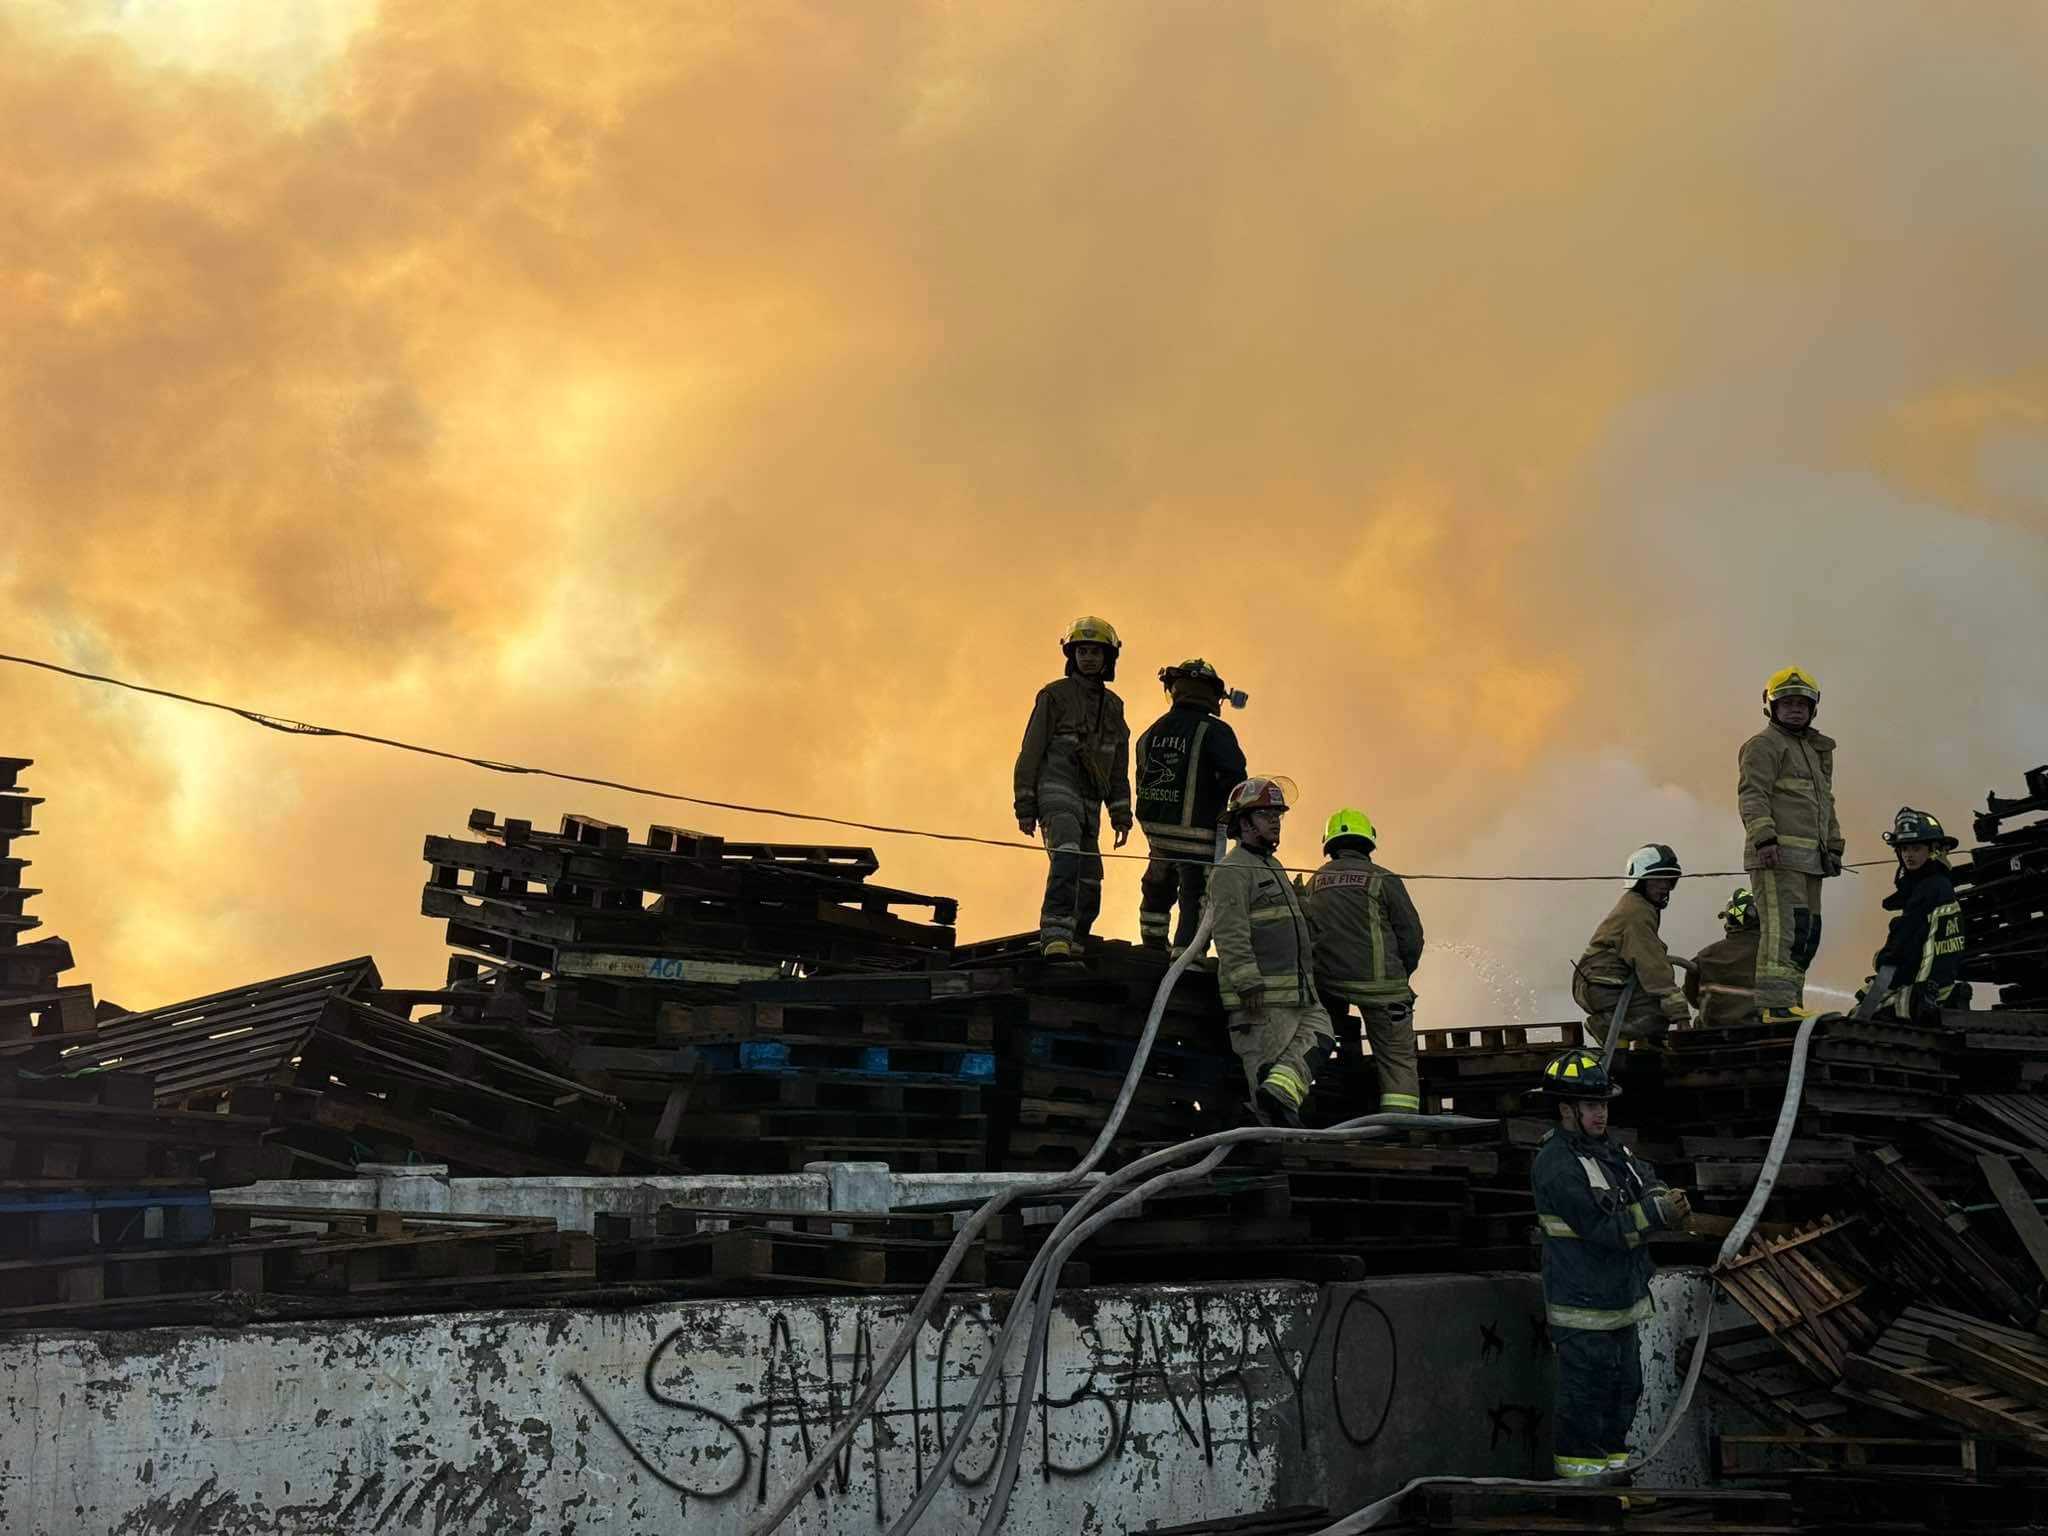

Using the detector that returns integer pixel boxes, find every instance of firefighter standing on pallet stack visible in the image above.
[1207,776,1333,1128]
[1532,1049,1691,1481]
[1867,807,1970,1022]
[1014,617,1135,960]
[1684,888,1762,1028]
[1572,846,1692,1042]
[1739,667,1845,1022]
[1134,659,1248,956]
[1306,808,1423,1112]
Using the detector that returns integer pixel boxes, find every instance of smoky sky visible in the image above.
[4,1,2046,1015]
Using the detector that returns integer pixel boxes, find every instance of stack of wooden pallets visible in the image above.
[1954,765,2048,1011]
[0,757,97,1058]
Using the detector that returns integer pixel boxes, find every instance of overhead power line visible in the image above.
[0,649,1893,882]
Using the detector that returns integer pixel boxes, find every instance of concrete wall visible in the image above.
[0,1270,1714,1536]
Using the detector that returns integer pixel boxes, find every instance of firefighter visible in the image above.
[1134,659,1248,956]
[1533,1049,1691,1480]
[1306,808,1423,1112]
[1868,807,1969,1021]
[1739,667,1845,1022]
[1013,616,1135,960]
[1208,776,1332,1128]
[1573,846,1692,1043]
[1684,888,1761,1029]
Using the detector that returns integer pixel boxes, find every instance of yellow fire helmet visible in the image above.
[1064,615,1122,652]
[1763,666,1821,716]
[1322,807,1378,852]
[1062,615,1122,680]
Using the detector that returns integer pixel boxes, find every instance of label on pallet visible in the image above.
[555,953,783,984]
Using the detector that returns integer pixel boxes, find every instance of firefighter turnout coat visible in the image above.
[1532,1128,1671,1330]
[1208,844,1316,1009]
[1738,723,1844,875]
[1306,850,1424,1004]
[1876,858,1966,1018]
[1577,890,1689,1028]
[1685,928,1762,1028]
[1134,701,1247,858]
[1014,676,1134,832]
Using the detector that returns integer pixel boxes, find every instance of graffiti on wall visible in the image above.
[569,1286,1407,1522]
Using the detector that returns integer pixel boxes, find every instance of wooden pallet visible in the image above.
[1855,1146,2037,1326]
[0,1206,593,1325]
[1714,1216,1885,1383]
[1846,1306,2048,1453]
[1413,1021,1587,1055]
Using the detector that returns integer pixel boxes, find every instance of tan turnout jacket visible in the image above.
[1685,929,1761,1028]
[1578,889,1687,1025]
[1738,724,1844,876]
[1013,676,1133,830]
[1208,844,1316,1009]
[1306,851,1424,1003]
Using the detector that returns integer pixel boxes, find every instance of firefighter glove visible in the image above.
[1653,1188,1691,1228]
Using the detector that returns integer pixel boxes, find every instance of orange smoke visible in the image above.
[5,2,2046,1014]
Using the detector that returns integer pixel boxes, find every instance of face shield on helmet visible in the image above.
[1225,775,1297,844]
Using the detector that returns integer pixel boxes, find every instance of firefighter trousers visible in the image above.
[1225,1001,1333,1112]
[1552,1323,1643,1477]
[1038,807,1104,946]
[1138,851,1209,951]
[1753,869,1823,1012]
[1322,989,1421,1111]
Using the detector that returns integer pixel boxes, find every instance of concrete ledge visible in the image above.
[214,1167,1108,1230]
[0,1270,1712,1535]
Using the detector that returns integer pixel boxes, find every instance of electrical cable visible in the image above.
[0,649,1894,884]
[2,649,1938,1523]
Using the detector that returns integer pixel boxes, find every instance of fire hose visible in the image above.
[746,866,1882,1536]
[746,852,1493,1536]
[1309,967,1895,1533]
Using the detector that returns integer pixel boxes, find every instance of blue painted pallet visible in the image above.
[0,1187,215,1251]
[693,1039,996,1082]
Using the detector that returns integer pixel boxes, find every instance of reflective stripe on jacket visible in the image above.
[1306,851,1424,1003]
[1737,724,1844,875]
[1532,1127,1667,1330]
[1134,702,1246,856]
[1876,858,1965,1016]
[1577,889,1687,1024]
[1207,844,1315,1008]
[1014,676,1133,829]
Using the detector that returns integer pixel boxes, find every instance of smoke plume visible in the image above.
[4,1,2046,1015]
